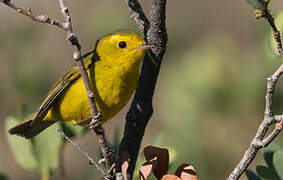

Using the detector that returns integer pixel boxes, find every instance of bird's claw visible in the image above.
[87,112,102,129]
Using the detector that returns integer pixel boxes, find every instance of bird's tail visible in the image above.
[9,113,55,139]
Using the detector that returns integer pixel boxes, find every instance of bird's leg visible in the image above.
[75,116,91,125]
[85,113,115,171]
[76,112,102,127]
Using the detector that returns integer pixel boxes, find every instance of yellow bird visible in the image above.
[9,30,150,138]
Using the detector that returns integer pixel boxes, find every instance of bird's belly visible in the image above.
[44,70,138,125]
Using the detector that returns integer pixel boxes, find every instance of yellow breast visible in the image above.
[44,56,139,125]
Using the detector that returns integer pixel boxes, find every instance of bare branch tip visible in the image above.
[99,158,106,164]
[275,123,282,130]
[254,9,264,19]
[73,51,80,61]
[266,77,272,81]
[62,7,68,13]
[27,8,32,15]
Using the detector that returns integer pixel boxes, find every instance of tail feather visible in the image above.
[9,115,55,139]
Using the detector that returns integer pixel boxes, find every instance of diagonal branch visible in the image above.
[56,0,97,118]
[57,128,110,180]
[1,0,64,29]
[227,65,283,179]
[2,0,114,174]
[116,0,168,179]
[227,11,283,180]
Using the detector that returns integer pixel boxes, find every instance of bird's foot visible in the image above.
[87,112,102,129]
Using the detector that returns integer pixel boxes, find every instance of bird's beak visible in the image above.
[136,44,154,50]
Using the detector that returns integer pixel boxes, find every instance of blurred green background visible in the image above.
[1,0,283,179]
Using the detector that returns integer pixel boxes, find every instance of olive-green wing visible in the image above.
[31,53,95,126]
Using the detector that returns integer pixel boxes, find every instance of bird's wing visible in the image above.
[31,52,96,126]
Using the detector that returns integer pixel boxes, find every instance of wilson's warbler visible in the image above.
[9,30,150,138]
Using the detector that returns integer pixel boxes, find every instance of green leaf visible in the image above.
[273,150,283,179]
[5,116,38,171]
[0,173,9,180]
[244,0,270,10]
[262,143,282,167]
[245,169,262,180]
[60,122,86,139]
[256,165,279,179]
[33,123,63,174]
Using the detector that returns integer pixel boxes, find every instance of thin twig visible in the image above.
[1,0,64,29]
[57,0,98,117]
[116,0,167,179]
[57,0,114,169]
[227,66,283,180]
[227,11,283,180]
[57,128,109,180]
[263,10,283,59]
[2,0,114,173]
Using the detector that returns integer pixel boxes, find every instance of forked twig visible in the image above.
[227,10,283,180]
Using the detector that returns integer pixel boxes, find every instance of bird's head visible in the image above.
[95,30,151,67]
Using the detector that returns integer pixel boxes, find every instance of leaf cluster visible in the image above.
[5,115,86,179]
[244,0,270,11]
[245,143,283,180]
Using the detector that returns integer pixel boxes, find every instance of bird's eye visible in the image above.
[118,41,127,49]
